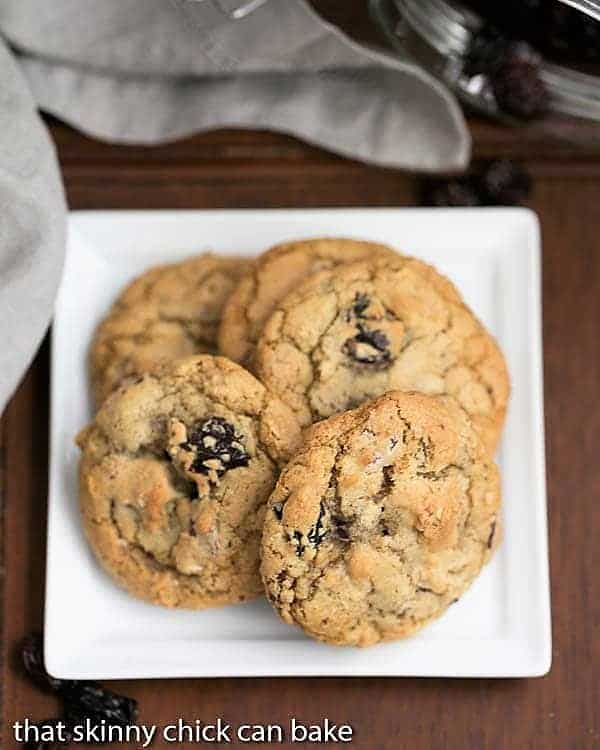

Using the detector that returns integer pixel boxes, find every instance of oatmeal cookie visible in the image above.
[261,391,501,646]
[78,355,302,609]
[254,257,509,453]
[218,238,398,369]
[91,253,250,406]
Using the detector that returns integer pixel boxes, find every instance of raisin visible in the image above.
[22,633,64,692]
[479,159,531,205]
[487,520,497,549]
[183,417,249,477]
[491,55,548,119]
[465,23,548,120]
[343,324,393,369]
[63,681,138,728]
[352,293,370,318]
[21,633,139,748]
[421,178,482,208]
[307,503,327,547]
[422,160,531,208]
[272,502,284,521]
[25,719,73,750]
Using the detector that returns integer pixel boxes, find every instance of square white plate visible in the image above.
[46,208,551,679]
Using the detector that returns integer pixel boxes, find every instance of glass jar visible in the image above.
[369,0,600,145]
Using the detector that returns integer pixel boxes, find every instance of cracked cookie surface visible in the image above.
[218,238,398,369]
[254,257,509,453]
[261,391,501,647]
[77,355,302,609]
[90,253,251,406]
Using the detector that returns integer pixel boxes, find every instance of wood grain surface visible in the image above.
[1,9,600,748]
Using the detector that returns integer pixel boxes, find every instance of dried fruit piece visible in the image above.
[20,632,140,749]
[479,160,531,205]
[352,293,371,318]
[343,324,393,369]
[22,633,64,692]
[492,56,549,119]
[421,160,531,208]
[465,24,548,120]
[421,178,482,208]
[63,681,138,727]
[183,417,249,477]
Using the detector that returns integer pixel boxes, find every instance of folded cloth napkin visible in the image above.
[0,0,470,414]
[0,37,66,415]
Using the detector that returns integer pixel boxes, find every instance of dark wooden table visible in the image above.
[1,13,600,749]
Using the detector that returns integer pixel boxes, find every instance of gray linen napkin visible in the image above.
[0,37,66,414]
[0,0,470,413]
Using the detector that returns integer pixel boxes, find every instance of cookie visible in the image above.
[218,238,398,369]
[261,390,501,647]
[77,355,302,609]
[254,257,509,453]
[90,253,251,406]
